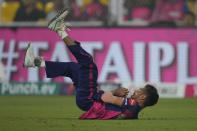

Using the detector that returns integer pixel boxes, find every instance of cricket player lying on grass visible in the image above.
[23,9,159,120]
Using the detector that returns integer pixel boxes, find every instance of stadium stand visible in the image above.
[151,0,185,22]
[36,1,44,11]
[45,2,54,14]
[1,0,45,22]
[0,0,196,27]
[83,0,109,6]
[81,0,108,21]
[1,1,20,22]
[13,0,46,22]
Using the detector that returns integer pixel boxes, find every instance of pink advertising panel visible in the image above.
[0,28,197,84]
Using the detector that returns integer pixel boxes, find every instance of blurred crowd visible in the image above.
[1,0,108,22]
[1,0,197,27]
[123,0,196,27]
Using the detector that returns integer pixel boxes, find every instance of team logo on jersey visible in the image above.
[129,99,136,106]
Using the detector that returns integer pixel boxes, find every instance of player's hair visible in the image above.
[143,84,159,107]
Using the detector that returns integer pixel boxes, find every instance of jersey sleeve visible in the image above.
[121,98,137,109]
[93,90,105,102]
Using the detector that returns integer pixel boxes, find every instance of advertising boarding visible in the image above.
[0,28,197,85]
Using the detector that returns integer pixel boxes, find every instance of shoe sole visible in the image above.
[48,8,69,30]
[23,43,31,68]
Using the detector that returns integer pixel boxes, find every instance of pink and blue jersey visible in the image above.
[45,43,142,120]
[79,98,142,120]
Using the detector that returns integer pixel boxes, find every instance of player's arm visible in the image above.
[112,88,129,97]
[101,92,124,107]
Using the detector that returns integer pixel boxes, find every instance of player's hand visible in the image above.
[112,88,129,97]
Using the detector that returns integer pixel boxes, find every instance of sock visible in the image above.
[40,61,46,68]
[57,30,68,39]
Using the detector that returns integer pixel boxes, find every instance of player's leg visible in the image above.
[44,61,79,79]
[47,9,103,111]
[63,37,94,66]
[48,9,93,65]
[23,43,79,84]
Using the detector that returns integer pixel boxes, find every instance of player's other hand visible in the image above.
[112,88,129,97]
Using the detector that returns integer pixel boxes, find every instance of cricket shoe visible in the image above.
[23,43,36,68]
[48,9,71,33]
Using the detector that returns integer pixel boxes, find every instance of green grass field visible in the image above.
[0,96,197,131]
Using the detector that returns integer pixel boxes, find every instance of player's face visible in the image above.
[131,87,146,100]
